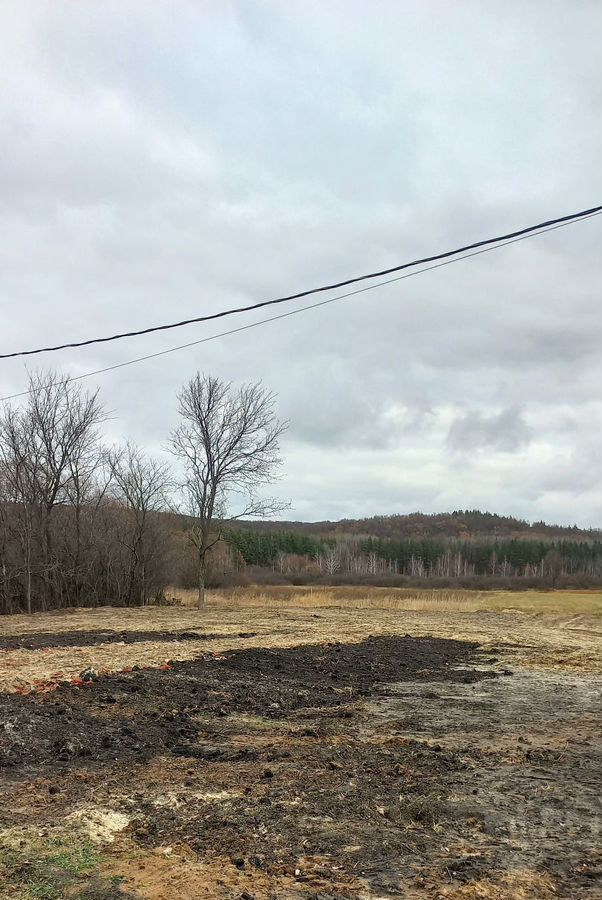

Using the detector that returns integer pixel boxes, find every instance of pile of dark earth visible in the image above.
[0,629,256,650]
[0,636,491,769]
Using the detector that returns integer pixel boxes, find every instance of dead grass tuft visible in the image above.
[435,869,558,899]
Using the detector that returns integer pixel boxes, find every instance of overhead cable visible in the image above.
[1,209,599,403]
[0,203,600,360]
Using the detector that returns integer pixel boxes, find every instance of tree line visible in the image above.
[0,372,172,614]
[0,370,286,613]
[241,510,598,542]
[226,529,602,583]
[2,368,599,614]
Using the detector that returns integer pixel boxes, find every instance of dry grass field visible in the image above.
[1,587,601,899]
[171,584,602,615]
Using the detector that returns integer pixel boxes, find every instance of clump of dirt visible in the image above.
[434,869,559,899]
[75,878,139,899]
[67,806,131,845]
[0,629,256,650]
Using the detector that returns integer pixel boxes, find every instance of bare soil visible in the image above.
[0,603,601,899]
[0,630,254,651]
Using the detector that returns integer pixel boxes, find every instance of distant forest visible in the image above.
[221,510,602,589]
[233,509,599,541]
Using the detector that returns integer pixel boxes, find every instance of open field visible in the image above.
[171,585,602,616]
[1,589,601,899]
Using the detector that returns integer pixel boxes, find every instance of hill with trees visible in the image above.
[233,510,599,542]
[222,512,602,589]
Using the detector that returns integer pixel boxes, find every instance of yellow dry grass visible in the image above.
[170,583,602,616]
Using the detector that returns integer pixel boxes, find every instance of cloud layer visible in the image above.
[0,1,600,526]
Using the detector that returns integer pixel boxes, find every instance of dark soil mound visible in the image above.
[0,635,493,770]
[0,629,255,650]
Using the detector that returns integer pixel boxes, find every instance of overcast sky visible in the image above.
[0,1,600,526]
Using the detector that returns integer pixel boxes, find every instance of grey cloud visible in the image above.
[448,407,533,453]
[280,358,437,451]
[0,2,600,525]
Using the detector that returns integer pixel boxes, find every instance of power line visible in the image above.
[1,209,599,404]
[1,204,600,361]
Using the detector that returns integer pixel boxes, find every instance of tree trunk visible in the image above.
[140,559,146,607]
[43,508,53,606]
[26,564,32,615]
[74,502,82,606]
[1,560,5,615]
[23,519,33,615]
[198,554,206,610]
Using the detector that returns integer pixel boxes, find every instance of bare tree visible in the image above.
[322,545,341,576]
[0,468,10,613]
[0,370,106,611]
[544,548,563,588]
[63,433,112,607]
[32,371,106,605]
[0,405,44,612]
[170,374,288,608]
[109,443,172,605]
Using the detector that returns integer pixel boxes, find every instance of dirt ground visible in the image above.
[1,598,601,899]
